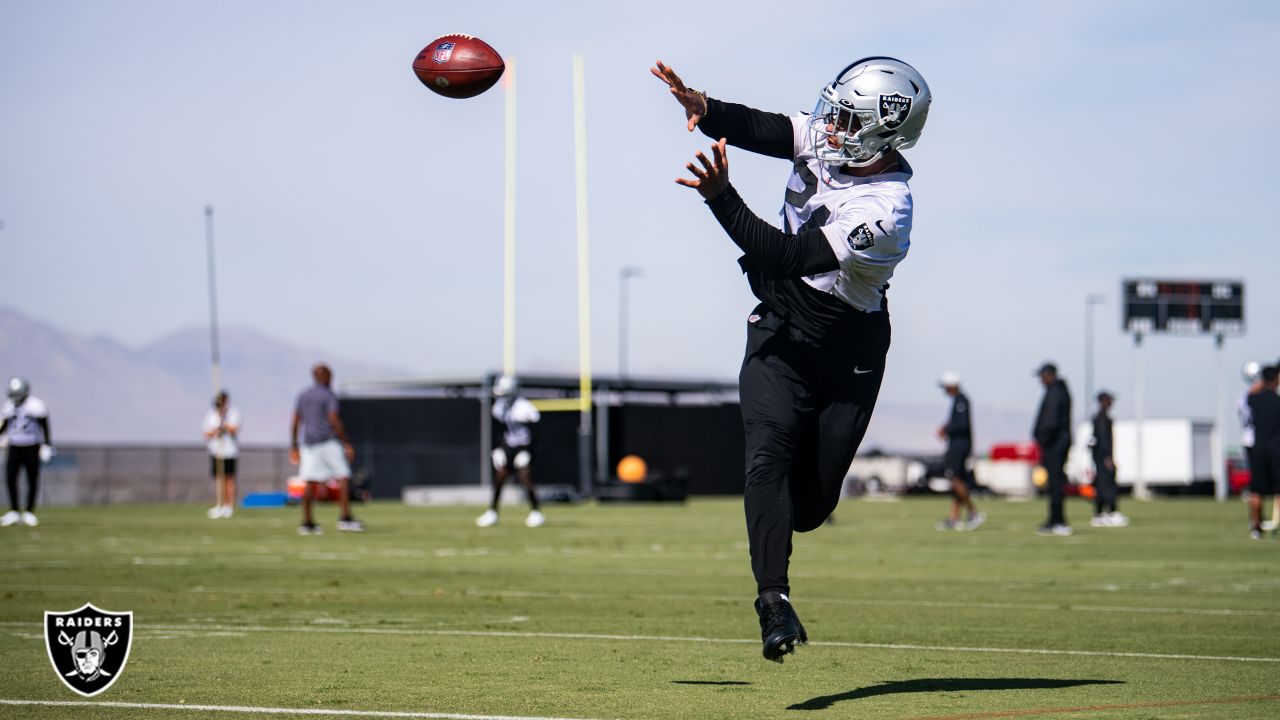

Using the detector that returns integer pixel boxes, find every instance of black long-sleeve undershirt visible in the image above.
[696,95,838,277]
[705,185,838,278]
[697,98,793,159]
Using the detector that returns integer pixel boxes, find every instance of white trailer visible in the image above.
[1067,418,1214,487]
[843,454,927,495]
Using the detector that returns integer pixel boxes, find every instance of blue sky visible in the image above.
[2,0,1278,440]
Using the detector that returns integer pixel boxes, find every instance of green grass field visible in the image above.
[2,496,1278,720]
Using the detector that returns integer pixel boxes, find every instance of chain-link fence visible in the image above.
[28,445,291,506]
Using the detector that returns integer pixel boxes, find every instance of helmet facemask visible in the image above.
[811,93,886,168]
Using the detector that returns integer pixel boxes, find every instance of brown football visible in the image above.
[412,34,505,99]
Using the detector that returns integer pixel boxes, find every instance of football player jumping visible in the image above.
[654,57,930,662]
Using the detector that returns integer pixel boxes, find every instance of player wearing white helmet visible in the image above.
[1,377,54,527]
[1240,361,1279,532]
[476,375,544,528]
[653,56,929,662]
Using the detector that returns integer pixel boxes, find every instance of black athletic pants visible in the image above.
[6,444,41,512]
[1042,439,1070,526]
[740,304,890,596]
[1092,454,1118,514]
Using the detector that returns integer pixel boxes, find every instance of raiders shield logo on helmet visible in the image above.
[44,603,133,697]
[878,93,912,130]
[847,223,876,252]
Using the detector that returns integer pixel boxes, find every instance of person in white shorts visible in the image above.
[290,364,363,534]
[202,390,241,519]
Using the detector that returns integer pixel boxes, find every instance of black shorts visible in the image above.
[942,442,971,479]
[1250,446,1279,495]
[495,444,533,471]
[209,456,238,477]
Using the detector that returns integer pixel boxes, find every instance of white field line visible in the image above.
[459,588,1280,619]
[8,583,1278,619]
[5,621,1278,664]
[0,699,601,720]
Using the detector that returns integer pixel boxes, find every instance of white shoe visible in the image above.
[1260,519,1277,532]
[525,510,545,528]
[207,506,223,519]
[965,512,986,530]
[1107,512,1129,527]
[21,511,38,527]
[476,509,498,528]
[1052,524,1073,536]
[1091,515,1109,528]
[0,510,20,527]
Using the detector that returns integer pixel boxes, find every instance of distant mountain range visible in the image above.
[0,307,404,444]
[0,307,1033,451]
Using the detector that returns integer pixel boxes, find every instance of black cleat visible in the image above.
[754,593,807,663]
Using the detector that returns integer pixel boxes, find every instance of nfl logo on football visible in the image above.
[432,41,455,64]
[44,603,134,697]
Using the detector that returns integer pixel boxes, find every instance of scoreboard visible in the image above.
[1122,279,1244,335]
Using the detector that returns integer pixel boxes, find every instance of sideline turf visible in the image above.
[1,497,1278,719]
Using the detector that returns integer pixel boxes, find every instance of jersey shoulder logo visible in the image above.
[847,223,875,252]
[879,93,912,130]
[44,603,134,697]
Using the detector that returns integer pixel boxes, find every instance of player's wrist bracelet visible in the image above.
[690,88,708,117]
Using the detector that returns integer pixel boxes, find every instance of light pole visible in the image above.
[1084,293,1106,424]
[618,266,642,382]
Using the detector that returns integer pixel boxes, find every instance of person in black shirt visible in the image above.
[1088,391,1128,528]
[1247,366,1280,540]
[934,372,984,531]
[1033,363,1073,536]
[654,56,931,662]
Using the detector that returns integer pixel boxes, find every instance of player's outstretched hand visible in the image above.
[651,60,706,132]
[676,139,729,200]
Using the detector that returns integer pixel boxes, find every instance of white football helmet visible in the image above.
[7,377,30,404]
[493,375,518,397]
[1243,361,1262,383]
[811,56,931,168]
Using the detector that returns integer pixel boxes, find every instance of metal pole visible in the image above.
[1213,333,1226,501]
[205,205,226,508]
[205,206,221,383]
[619,267,641,381]
[1133,332,1149,500]
[1084,294,1105,425]
[502,59,518,378]
[572,53,594,498]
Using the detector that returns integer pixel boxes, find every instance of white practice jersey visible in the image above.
[2,396,49,447]
[493,396,539,448]
[203,406,243,459]
[1240,390,1255,448]
[781,114,913,313]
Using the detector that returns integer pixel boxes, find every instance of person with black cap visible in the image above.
[934,371,984,531]
[1246,365,1280,540]
[1033,362,1072,536]
[1089,391,1127,528]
